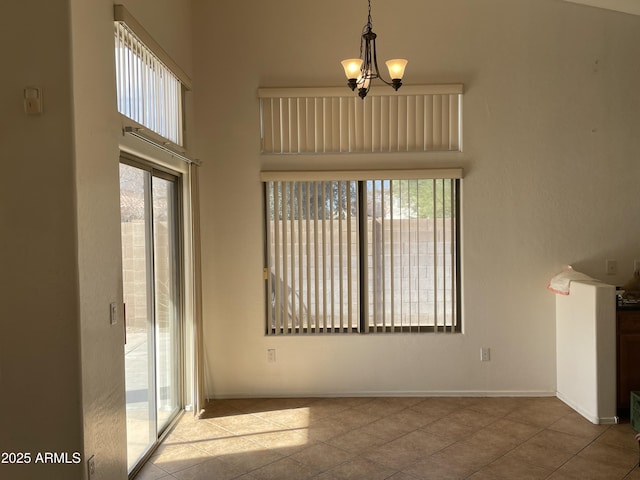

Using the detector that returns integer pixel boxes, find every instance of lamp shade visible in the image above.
[385,59,408,80]
[341,58,363,79]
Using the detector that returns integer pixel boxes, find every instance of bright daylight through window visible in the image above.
[263,171,461,335]
[114,15,186,147]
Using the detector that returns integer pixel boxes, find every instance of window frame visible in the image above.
[262,169,462,335]
[114,5,192,152]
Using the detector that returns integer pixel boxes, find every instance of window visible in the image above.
[258,84,463,154]
[263,169,462,335]
[114,5,192,148]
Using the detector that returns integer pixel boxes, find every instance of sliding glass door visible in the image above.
[120,159,181,473]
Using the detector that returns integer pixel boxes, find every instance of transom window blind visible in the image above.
[114,5,192,147]
[258,85,463,154]
[262,169,462,335]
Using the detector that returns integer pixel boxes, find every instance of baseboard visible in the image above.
[208,390,557,400]
[556,391,619,425]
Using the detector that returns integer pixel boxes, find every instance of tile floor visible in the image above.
[134,396,640,480]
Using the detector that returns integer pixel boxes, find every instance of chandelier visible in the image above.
[341,0,408,100]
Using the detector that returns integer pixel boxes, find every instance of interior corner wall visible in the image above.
[192,0,640,399]
[0,1,84,479]
[70,0,128,478]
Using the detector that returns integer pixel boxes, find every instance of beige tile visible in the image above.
[255,407,312,429]
[131,397,640,480]
[358,397,413,417]
[545,472,583,480]
[467,418,541,449]
[305,417,352,442]
[171,457,246,480]
[217,398,267,413]
[249,457,319,480]
[466,471,502,480]
[547,411,609,439]
[289,442,355,472]
[388,407,441,428]
[171,417,231,442]
[197,435,262,458]
[207,413,280,436]
[308,398,372,419]
[474,455,554,480]
[357,415,422,443]
[526,428,593,455]
[386,472,422,480]
[249,428,315,454]
[325,427,387,454]
[322,457,397,480]
[503,440,575,470]
[149,444,211,474]
[427,438,504,472]
[402,455,476,480]
[467,396,530,417]
[505,403,569,428]
[625,466,640,479]
[408,398,461,418]
[555,455,631,480]
[578,441,639,470]
[217,446,284,472]
[597,424,640,451]
[134,461,175,480]
[252,397,318,412]
[330,407,380,430]
[197,400,242,419]
[421,408,497,441]
[363,430,453,469]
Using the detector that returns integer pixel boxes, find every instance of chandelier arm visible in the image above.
[371,37,392,86]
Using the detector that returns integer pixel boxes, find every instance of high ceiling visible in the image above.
[564,0,640,16]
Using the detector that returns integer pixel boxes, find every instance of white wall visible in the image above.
[70,1,127,478]
[0,1,84,478]
[70,1,194,478]
[1,1,193,479]
[192,0,640,398]
[556,281,616,424]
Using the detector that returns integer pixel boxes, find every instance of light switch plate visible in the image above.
[110,302,118,325]
[24,86,42,114]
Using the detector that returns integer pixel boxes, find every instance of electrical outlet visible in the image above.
[480,348,491,362]
[267,349,276,363]
[87,455,95,479]
[606,259,617,275]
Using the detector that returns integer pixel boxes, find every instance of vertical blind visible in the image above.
[258,85,463,154]
[265,180,360,334]
[262,169,462,335]
[114,6,190,147]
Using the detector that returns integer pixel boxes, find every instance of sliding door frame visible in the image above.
[120,152,186,478]
[119,127,204,425]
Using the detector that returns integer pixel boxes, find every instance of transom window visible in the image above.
[262,169,462,335]
[114,5,191,148]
